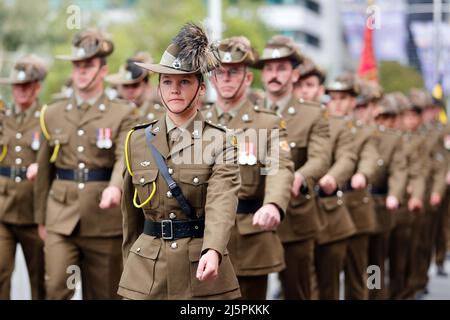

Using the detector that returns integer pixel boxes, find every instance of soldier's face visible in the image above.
[293,75,324,102]
[375,114,396,128]
[159,74,205,113]
[12,81,41,107]
[72,58,108,91]
[353,103,373,124]
[211,64,253,100]
[402,110,422,131]
[422,107,438,124]
[327,91,355,117]
[119,81,149,106]
[261,59,299,96]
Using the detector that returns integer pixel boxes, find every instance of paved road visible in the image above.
[10,245,450,300]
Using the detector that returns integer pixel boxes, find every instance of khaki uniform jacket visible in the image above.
[0,103,42,225]
[137,100,165,123]
[276,97,331,243]
[421,124,447,198]
[203,100,294,275]
[316,116,357,245]
[343,121,379,235]
[402,131,427,202]
[370,126,408,232]
[118,111,241,300]
[34,94,136,236]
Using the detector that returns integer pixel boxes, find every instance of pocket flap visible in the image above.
[180,170,210,185]
[320,197,340,211]
[49,186,67,203]
[49,133,69,146]
[130,235,161,260]
[132,169,158,186]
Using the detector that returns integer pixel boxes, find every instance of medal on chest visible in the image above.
[238,142,257,166]
[31,132,40,151]
[97,128,113,149]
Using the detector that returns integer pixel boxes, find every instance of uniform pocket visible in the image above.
[46,185,67,226]
[119,235,161,295]
[132,169,159,209]
[319,196,341,212]
[49,133,69,147]
[179,169,210,208]
[188,241,239,298]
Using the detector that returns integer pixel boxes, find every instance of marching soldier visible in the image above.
[315,77,358,300]
[0,55,47,299]
[394,91,427,299]
[342,77,380,300]
[204,36,294,299]
[105,52,164,123]
[407,89,447,298]
[257,36,331,300]
[369,94,408,299]
[118,23,241,300]
[34,29,137,299]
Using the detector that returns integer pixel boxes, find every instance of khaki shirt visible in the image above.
[0,102,42,224]
[34,93,137,236]
[119,111,241,299]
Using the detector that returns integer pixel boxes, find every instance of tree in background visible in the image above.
[379,60,424,94]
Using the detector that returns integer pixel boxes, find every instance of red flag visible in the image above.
[358,4,378,82]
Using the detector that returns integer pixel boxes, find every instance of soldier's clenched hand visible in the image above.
[430,192,442,207]
[38,224,47,241]
[196,249,220,282]
[291,172,305,197]
[99,186,122,209]
[351,173,367,189]
[26,163,38,181]
[386,195,399,210]
[252,203,281,230]
[408,197,423,212]
[319,174,337,195]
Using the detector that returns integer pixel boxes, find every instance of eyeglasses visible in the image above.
[214,67,245,79]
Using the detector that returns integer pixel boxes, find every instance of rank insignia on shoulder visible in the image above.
[231,135,237,146]
[280,119,287,130]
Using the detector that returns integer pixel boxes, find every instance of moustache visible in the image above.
[269,78,282,85]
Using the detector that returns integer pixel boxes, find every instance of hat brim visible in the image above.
[105,73,147,85]
[135,62,198,75]
[55,53,97,62]
[0,78,35,85]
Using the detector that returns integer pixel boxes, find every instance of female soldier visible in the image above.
[118,23,241,300]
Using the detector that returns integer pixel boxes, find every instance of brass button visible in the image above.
[99,104,106,112]
[16,132,22,139]
[363,197,369,204]
[170,242,178,249]
[139,177,145,184]
[305,194,311,200]
[15,158,22,165]
[193,177,199,184]
[289,142,296,148]
[337,190,343,198]
[15,176,22,183]
[14,146,22,152]
[78,163,86,169]
[78,183,85,190]
[77,129,85,136]
[168,168,174,175]
[136,248,141,253]
[377,159,384,166]
[166,191,173,198]
[337,199,343,206]
[77,146,84,153]
[169,212,176,219]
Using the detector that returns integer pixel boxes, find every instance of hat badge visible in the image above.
[271,49,281,59]
[17,70,26,81]
[172,58,181,69]
[223,52,232,63]
[77,48,86,58]
[125,71,133,80]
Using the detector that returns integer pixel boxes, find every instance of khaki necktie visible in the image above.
[220,112,232,126]
[169,127,182,149]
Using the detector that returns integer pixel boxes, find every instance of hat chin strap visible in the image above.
[158,80,201,115]
[214,69,247,101]
[78,63,102,92]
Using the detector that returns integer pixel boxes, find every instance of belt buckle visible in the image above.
[76,168,89,183]
[161,220,173,240]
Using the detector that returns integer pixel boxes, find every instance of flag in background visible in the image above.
[357,0,378,82]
